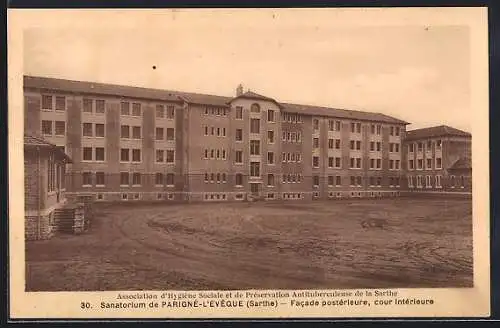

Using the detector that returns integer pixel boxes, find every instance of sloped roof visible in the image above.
[449,157,472,170]
[24,75,183,103]
[281,103,408,125]
[24,134,72,163]
[24,75,407,124]
[406,125,471,141]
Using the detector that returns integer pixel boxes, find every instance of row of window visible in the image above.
[80,147,175,163]
[408,158,442,170]
[282,131,302,143]
[155,127,175,141]
[82,98,106,114]
[155,149,176,163]
[282,152,303,163]
[407,175,466,188]
[282,112,303,124]
[41,95,66,111]
[41,120,66,136]
[408,140,442,153]
[120,102,142,117]
[204,106,229,116]
[203,149,228,160]
[204,173,228,184]
[81,172,176,187]
[205,126,227,137]
[156,104,176,119]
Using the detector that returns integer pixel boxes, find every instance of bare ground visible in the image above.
[25,198,473,291]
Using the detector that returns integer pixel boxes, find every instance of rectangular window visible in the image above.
[82,123,93,137]
[41,120,52,135]
[267,110,275,122]
[267,152,274,164]
[313,138,319,148]
[155,173,164,185]
[313,175,320,187]
[313,156,320,168]
[166,173,174,186]
[235,106,243,119]
[408,144,414,153]
[267,174,274,186]
[132,126,141,139]
[435,175,442,188]
[417,175,423,188]
[96,172,105,186]
[54,121,65,136]
[417,159,423,170]
[335,175,341,186]
[436,158,442,169]
[156,104,165,118]
[328,120,335,131]
[328,157,334,168]
[328,176,334,186]
[82,172,92,186]
[250,119,260,133]
[313,119,319,130]
[356,141,361,150]
[82,147,93,161]
[121,148,130,162]
[250,140,260,155]
[132,149,141,162]
[42,95,53,110]
[268,130,274,143]
[236,129,243,141]
[132,103,141,116]
[83,98,93,113]
[95,124,105,137]
[335,157,341,168]
[328,139,334,149]
[376,159,381,169]
[436,139,442,149]
[156,149,166,163]
[121,102,130,115]
[166,128,175,141]
[250,162,260,177]
[96,100,105,114]
[95,147,105,161]
[121,125,130,139]
[120,172,129,185]
[166,106,175,119]
[418,142,423,152]
[156,127,164,140]
[166,150,175,163]
[55,96,66,111]
[409,160,415,170]
[407,176,414,188]
[235,151,243,163]
[132,173,141,186]
[235,173,243,186]
[427,158,433,169]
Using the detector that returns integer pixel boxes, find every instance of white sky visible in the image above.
[23,10,472,131]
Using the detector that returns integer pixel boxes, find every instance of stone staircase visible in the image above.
[54,196,94,235]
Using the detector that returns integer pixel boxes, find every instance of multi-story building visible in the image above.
[403,125,472,194]
[24,75,471,202]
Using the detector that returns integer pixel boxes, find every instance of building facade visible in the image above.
[403,125,472,194]
[23,76,471,202]
[24,134,72,240]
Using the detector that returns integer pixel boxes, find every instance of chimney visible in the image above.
[236,84,243,96]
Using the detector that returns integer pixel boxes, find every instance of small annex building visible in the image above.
[24,134,72,240]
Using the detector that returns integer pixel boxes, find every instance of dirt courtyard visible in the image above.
[25,198,473,291]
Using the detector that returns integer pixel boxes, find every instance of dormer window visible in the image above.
[250,103,260,113]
